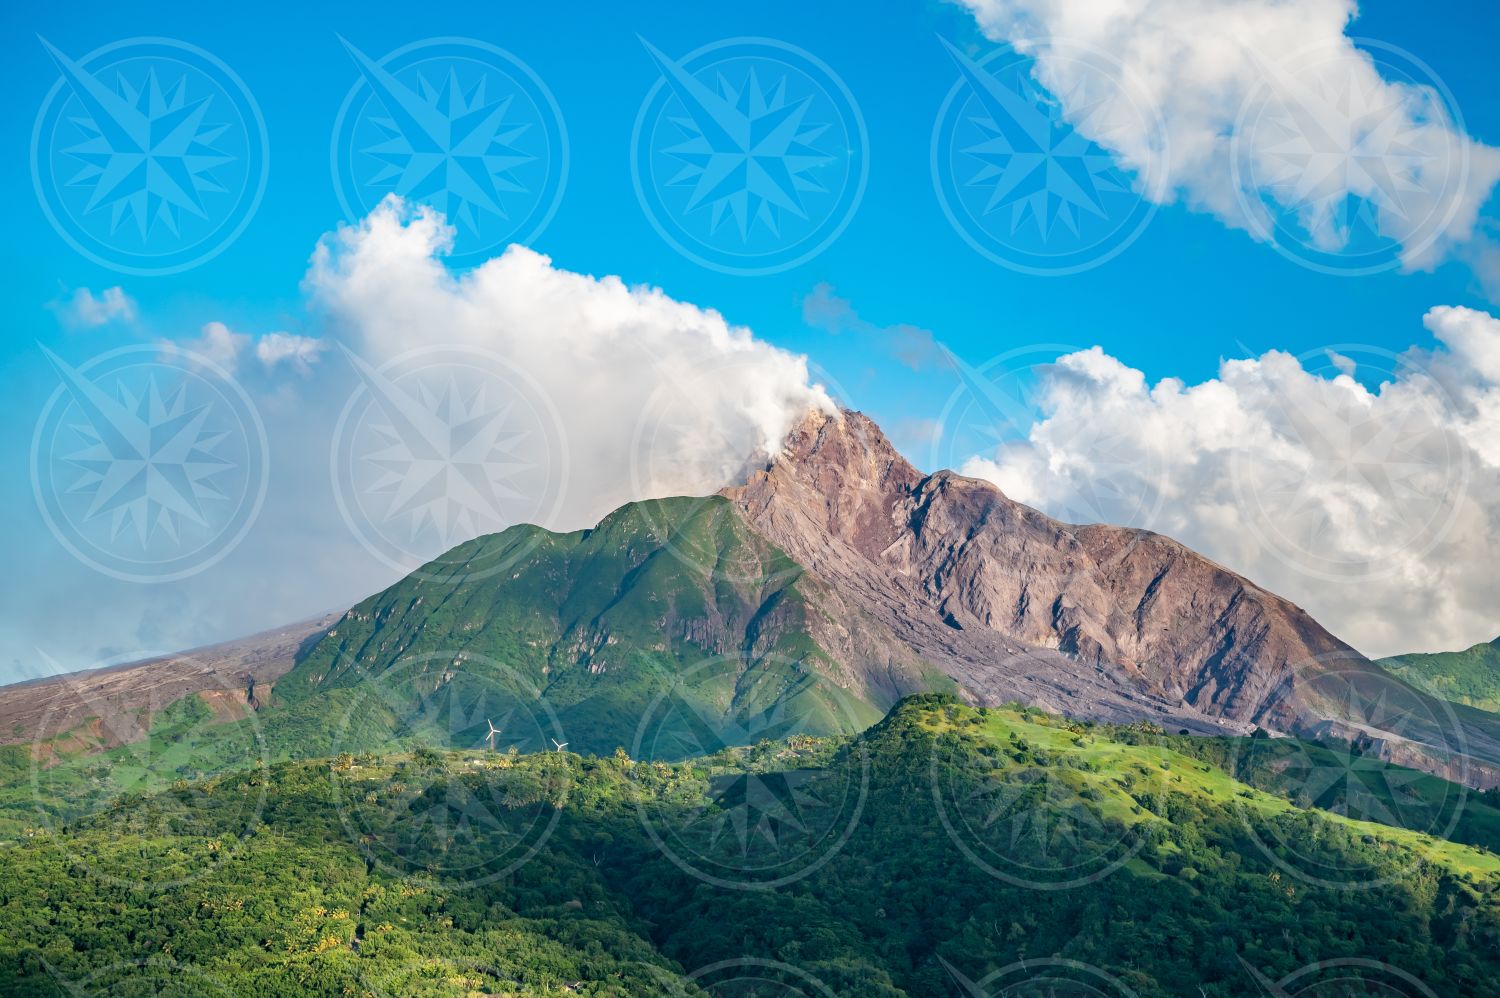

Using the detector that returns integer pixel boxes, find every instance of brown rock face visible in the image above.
[0,615,334,755]
[724,409,1500,783]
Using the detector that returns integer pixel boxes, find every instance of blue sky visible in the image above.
[3,0,1499,677]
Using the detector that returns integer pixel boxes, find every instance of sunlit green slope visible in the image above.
[3,696,1499,996]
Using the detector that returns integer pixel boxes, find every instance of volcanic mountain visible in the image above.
[10,409,1500,785]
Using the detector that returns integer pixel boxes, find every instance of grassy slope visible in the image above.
[1381,638,1500,713]
[917,704,1500,882]
[3,697,1500,995]
[276,496,935,757]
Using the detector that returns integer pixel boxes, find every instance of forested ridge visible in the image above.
[2,696,1498,996]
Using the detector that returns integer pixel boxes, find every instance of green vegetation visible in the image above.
[3,696,1498,996]
[278,496,942,758]
[1129,725,1500,858]
[1381,638,1500,712]
[0,691,266,844]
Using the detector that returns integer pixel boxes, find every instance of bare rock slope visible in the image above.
[725,409,1500,782]
[0,615,334,753]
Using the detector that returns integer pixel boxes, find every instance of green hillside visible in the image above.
[1381,638,1500,712]
[3,696,1499,996]
[277,496,943,758]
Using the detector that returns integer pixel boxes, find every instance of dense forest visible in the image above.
[2,695,1497,995]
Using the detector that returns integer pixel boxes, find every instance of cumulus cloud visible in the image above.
[178,321,325,376]
[182,321,249,370]
[958,310,1500,657]
[49,286,137,329]
[306,197,833,534]
[254,332,327,374]
[952,0,1500,274]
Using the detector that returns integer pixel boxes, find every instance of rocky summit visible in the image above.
[723,409,1500,784]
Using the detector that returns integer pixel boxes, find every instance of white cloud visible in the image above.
[306,197,833,533]
[178,321,325,376]
[49,286,137,329]
[952,0,1500,274]
[1423,305,1500,384]
[183,320,249,371]
[255,332,326,374]
[958,310,1500,658]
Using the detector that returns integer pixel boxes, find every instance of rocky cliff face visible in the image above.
[724,409,1500,782]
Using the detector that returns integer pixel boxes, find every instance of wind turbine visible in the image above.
[484,719,502,752]
[551,738,568,753]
